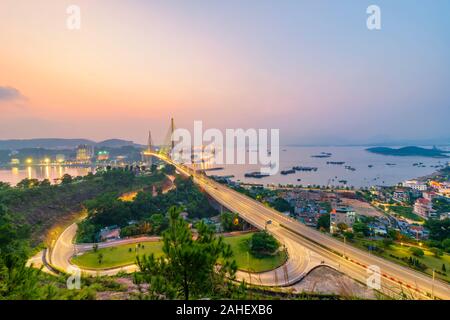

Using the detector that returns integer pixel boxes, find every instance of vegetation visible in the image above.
[249,231,280,258]
[0,168,164,245]
[224,233,287,272]
[220,212,243,232]
[72,242,164,269]
[76,175,217,243]
[317,213,330,231]
[366,146,449,158]
[0,202,113,299]
[388,205,423,222]
[134,206,237,300]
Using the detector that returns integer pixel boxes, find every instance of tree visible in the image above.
[271,197,292,213]
[424,219,450,241]
[149,214,166,235]
[220,212,241,232]
[353,221,370,237]
[337,223,348,233]
[60,174,73,185]
[135,206,236,300]
[317,213,330,231]
[409,247,424,257]
[250,231,280,258]
[97,253,103,264]
[442,264,447,273]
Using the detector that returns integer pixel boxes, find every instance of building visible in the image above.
[98,226,121,242]
[392,189,409,203]
[55,154,66,163]
[422,191,437,201]
[408,225,429,240]
[330,207,356,233]
[368,223,388,236]
[402,180,427,191]
[76,144,93,163]
[413,198,436,219]
[97,150,110,161]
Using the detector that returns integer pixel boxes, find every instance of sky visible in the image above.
[0,0,449,145]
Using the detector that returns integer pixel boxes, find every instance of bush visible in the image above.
[249,231,280,258]
[409,247,424,257]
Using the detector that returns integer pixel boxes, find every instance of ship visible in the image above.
[327,161,345,165]
[293,166,318,172]
[244,172,270,178]
[281,169,296,175]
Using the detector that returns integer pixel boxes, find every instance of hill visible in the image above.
[366,146,449,158]
[0,138,143,150]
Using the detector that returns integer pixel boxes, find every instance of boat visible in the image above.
[311,154,331,158]
[293,166,318,172]
[344,165,356,171]
[244,172,269,178]
[368,165,373,168]
[281,169,296,175]
[327,161,345,165]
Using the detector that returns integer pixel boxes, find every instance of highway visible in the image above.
[154,153,450,300]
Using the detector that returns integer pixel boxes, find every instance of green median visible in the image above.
[72,232,287,272]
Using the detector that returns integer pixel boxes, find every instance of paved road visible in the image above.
[155,153,450,300]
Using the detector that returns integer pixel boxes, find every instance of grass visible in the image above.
[71,241,163,269]
[72,233,287,272]
[388,205,424,222]
[349,237,450,283]
[223,233,288,273]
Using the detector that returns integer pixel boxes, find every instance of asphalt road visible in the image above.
[157,153,450,300]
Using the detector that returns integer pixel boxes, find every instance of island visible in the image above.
[366,146,449,158]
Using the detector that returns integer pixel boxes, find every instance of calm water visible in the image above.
[0,166,93,186]
[204,146,449,188]
[0,147,448,188]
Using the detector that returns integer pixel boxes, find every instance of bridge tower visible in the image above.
[141,130,153,167]
[170,117,175,150]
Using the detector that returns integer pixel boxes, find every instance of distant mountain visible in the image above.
[97,139,141,148]
[366,146,450,158]
[0,138,143,150]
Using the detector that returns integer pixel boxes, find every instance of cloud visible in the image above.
[0,86,26,102]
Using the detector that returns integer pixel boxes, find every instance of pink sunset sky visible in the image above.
[1,0,449,145]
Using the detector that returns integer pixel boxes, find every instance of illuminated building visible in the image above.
[97,151,110,161]
[76,144,93,163]
[56,154,66,163]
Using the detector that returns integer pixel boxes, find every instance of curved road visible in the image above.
[50,221,316,284]
[153,153,450,300]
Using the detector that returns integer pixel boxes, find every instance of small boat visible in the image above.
[293,166,318,172]
[244,172,269,178]
[281,169,296,175]
[327,161,345,165]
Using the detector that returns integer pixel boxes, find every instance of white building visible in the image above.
[402,180,427,191]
